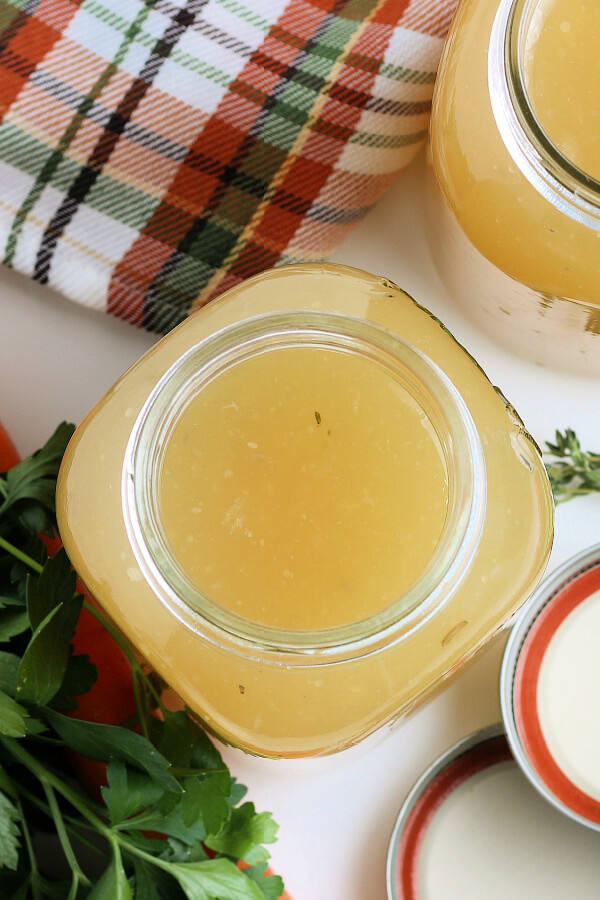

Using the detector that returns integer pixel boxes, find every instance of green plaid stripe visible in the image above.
[380,59,437,85]
[84,0,233,87]
[350,127,429,149]
[0,121,161,228]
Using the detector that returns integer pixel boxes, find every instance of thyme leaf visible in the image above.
[544,428,600,503]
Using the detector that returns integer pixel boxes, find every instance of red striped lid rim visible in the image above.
[501,545,600,831]
[386,726,511,899]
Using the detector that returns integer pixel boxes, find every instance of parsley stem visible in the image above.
[13,780,109,859]
[140,669,168,715]
[67,874,79,900]
[138,668,168,716]
[60,817,110,854]
[112,834,177,875]
[41,780,92,888]
[82,600,137,665]
[0,737,167,884]
[132,669,149,740]
[7,748,190,881]
[16,798,42,900]
[83,599,168,717]
[1,737,108,835]
[0,535,43,573]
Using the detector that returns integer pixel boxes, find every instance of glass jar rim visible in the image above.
[489,0,600,231]
[122,310,486,661]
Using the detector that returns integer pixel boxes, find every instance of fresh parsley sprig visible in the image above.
[0,425,284,900]
[545,428,600,503]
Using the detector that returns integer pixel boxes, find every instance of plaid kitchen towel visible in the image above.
[0,0,457,333]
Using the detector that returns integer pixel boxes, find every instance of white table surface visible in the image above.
[2,151,600,900]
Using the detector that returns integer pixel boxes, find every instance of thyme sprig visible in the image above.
[545,428,600,503]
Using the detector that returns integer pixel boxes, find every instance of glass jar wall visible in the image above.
[56,264,553,757]
[429,0,600,375]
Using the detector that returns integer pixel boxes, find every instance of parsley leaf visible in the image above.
[0,424,74,533]
[0,789,20,870]
[206,803,278,864]
[0,692,27,738]
[17,553,82,705]
[244,863,286,900]
[25,547,76,630]
[42,709,180,792]
[102,761,165,825]
[50,653,97,711]
[0,653,19,696]
[87,848,131,900]
[169,857,265,900]
[0,610,29,642]
[132,861,184,900]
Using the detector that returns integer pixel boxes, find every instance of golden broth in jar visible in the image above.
[524,0,600,180]
[56,264,553,758]
[159,344,448,631]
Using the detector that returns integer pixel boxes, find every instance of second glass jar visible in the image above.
[429,0,600,375]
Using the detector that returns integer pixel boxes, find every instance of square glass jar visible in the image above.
[57,264,553,757]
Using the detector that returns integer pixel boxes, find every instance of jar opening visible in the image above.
[123,312,486,658]
[490,0,600,230]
